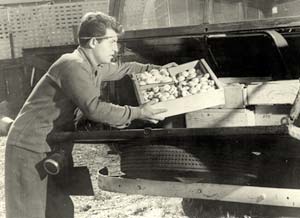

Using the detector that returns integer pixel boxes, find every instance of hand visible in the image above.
[139,100,167,123]
[161,62,178,69]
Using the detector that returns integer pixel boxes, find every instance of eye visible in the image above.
[111,40,118,46]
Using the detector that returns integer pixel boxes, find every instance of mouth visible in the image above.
[111,53,120,61]
[110,54,117,62]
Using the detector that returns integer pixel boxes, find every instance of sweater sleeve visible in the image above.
[56,62,142,126]
[101,61,161,81]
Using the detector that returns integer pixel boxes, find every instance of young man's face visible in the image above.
[92,28,119,64]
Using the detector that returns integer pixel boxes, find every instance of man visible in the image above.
[5,11,172,218]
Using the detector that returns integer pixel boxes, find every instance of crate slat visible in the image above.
[153,88,225,118]
[246,80,300,105]
[186,108,255,128]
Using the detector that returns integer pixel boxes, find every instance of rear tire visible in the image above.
[120,144,260,185]
[182,199,300,218]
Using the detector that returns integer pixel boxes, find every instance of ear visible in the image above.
[88,38,97,49]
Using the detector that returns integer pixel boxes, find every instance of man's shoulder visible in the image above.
[50,50,92,74]
[46,49,90,83]
[58,50,86,68]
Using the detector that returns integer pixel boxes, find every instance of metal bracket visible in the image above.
[263,30,290,78]
[98,168,300,208]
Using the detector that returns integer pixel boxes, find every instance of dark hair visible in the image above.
[78,12,123,46]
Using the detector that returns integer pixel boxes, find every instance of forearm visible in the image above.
[102,62,161,81]
[81,98,142,126]
[54,63,142,127]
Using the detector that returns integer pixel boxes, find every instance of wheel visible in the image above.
[120,143,260,184]
[182,199,300,218]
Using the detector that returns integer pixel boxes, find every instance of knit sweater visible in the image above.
[6,46,156,152]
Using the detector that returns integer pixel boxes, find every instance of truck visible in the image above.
[17,0,300,217]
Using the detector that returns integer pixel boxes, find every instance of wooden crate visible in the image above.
[186,102,292,128]
[132,59,225,118]
[254,105,291,126]
[246,80,300,105]
[222,83,246,108]
[186,108,255,128]
[151,88,225,118]
[216,77,273,109]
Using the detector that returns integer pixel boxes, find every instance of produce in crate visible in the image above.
[137,68,173,85]
[141,67,217,103]
[142,84,179,103]
[132,59,225,118]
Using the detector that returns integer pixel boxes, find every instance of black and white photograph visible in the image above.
[1,0,300,217]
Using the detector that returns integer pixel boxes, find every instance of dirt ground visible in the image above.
[0,136,188,218]
[3,135,300,218]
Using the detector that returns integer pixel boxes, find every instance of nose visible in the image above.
[112,42,119,53]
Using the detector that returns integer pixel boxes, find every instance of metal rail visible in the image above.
[98,169,300,208]
[49,125,288,143]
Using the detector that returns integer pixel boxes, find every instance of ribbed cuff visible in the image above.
[146,64,161,71]
[129,106,142,121]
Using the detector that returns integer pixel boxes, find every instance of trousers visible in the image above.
[5,144,74,218]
